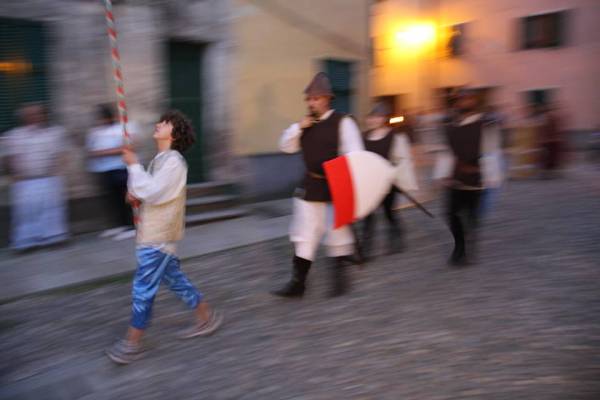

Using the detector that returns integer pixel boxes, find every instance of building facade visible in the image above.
[231,0,371,199]
[371,0,599,131]
[0,0,371,244]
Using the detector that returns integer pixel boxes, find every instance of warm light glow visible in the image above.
[0,60,32,74]
[390,116,404,124]
[395,23,436,48]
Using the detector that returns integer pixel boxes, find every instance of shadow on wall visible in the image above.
[242,83,306,201]
[242,153,305,202]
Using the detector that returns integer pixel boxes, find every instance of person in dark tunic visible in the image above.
[272,72,364,298]
[435,89,504,266]
[538,103,565,178]
[361,103,418,260]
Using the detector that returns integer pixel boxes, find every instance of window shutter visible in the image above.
[323,59,353,114]
[0,18,49,134]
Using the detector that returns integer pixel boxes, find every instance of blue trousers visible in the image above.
[130,247,203,329]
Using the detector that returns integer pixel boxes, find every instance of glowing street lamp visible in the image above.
[394,22,436,49]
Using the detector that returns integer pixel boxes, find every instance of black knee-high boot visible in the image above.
[361,214,376,261]
[272,256,312,298]
[387,223,405,254]
[330,257,349,297]
[383,191,404,254]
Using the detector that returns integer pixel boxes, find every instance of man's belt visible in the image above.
[456,161,480,174]
[307,171,326,179]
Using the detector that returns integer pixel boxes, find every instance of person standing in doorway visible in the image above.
[2,103,69,251]
[538,102,566,179]
[86,104,135,240]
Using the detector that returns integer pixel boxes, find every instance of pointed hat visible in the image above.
[304,72,334,97]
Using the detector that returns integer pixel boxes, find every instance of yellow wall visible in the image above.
[231,0,371,155]
[370,0,437,110]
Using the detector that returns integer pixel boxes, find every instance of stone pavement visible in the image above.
[1,162,600,399]
[0,199,293,302]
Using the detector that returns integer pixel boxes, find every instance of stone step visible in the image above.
[185,208,249,227]
[186,194,238,214]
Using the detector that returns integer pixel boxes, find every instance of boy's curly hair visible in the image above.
[159,110,196,154]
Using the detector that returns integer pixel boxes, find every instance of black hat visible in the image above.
[455,87,477,99]
[368,102,392,117]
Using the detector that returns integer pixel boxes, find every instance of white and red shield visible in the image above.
[323,151,396,228]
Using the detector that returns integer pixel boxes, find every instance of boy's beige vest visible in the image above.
[136,151,186,244]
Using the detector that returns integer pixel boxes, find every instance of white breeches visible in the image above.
[289,198,355,261]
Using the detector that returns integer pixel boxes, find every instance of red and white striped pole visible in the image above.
[104,0,130,143]
[103,0,140,224]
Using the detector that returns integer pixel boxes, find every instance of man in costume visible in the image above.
[361,102,418,260]
[434,89,504,266]
[273,72,364,298]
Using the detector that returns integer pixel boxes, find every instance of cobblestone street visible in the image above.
[1,163,600,399]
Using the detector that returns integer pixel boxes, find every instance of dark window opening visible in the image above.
[520,11,569,49]
[447,23,467,57]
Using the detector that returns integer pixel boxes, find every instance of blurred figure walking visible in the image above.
[361,102,418,260]
[434,89,504,266]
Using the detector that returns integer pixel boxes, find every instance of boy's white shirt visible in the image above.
[127,150,187,254]
[127,150,187,205]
